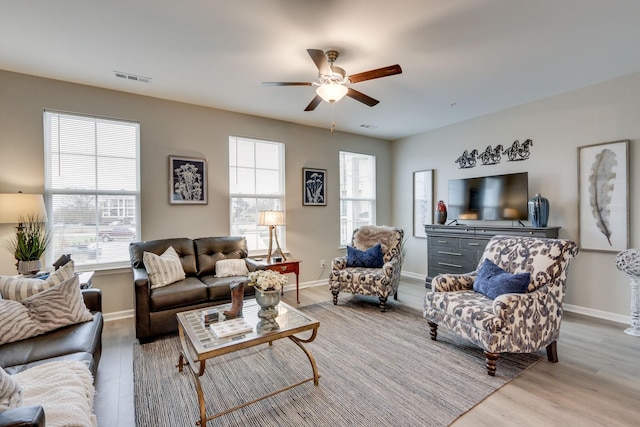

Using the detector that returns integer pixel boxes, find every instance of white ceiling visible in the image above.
[3,0,640,141]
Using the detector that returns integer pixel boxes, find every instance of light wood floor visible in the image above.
[95,278,640,426]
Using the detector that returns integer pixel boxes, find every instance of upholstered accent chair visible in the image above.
[424,235,578,375]
[330,225,404,312]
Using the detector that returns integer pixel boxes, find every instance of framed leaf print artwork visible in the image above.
[413,170,434,238]
[169,155,208,204]
[578,140,629,252]
[303,168,327,206]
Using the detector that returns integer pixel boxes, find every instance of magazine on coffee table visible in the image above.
[209,318,253,338]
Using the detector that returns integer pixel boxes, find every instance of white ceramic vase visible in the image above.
[18,260,41,275]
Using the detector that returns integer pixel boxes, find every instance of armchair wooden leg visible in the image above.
[427,321,438,340]
[484,351,500,376]
[546,341,558,363]
[331,290,339,305]
[379,296,387,312]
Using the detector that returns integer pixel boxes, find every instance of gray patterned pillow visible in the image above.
[0,366,22,411]
[0,261,75,301]
[0,275,93,345]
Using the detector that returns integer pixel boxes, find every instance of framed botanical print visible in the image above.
[303,168,327,206]
[169,155,208,204]
[578,140,629,252]
[413,170,434,238]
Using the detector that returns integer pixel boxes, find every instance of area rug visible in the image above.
[134,299,541,426]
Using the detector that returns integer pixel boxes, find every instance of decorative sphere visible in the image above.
[615,249,640,278]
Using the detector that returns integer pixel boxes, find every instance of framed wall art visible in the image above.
[303,168,327,206]
[169,155,208,204]
[578,140,629,252]
[413,170,434,238]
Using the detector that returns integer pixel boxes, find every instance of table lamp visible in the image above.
[258,210,286,262]
[0,192,48,229]
[0,192,49,273]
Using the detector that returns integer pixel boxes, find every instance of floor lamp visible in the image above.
[258,210,286,262]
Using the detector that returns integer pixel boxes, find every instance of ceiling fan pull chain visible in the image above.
[330,104,336,134]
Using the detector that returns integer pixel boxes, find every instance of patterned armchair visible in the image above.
[424,235,578,375]
[330,226,404,312]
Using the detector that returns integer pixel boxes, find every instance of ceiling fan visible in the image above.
[262,49,402,111]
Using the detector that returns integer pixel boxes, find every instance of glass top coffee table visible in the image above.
[176,299,320,427]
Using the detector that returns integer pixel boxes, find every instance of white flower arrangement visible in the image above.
[247,269,288,292]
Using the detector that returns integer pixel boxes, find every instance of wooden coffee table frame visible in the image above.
[176,301,320,426]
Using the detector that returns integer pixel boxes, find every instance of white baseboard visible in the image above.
[104,309,134,322]
[103,282,630,327]
[104,282,326,322]
[401,271,426,281]
[563,303,630,325]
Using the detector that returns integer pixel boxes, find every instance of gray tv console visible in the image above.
[424,224,560,287]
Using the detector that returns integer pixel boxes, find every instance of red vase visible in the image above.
[436,200,447,225]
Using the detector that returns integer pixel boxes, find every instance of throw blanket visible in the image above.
[13,361,96,427]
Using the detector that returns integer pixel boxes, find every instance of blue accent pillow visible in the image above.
[346,243,384,268]
[473,259,530,299]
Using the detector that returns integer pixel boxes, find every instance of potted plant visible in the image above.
[7,215,52,275]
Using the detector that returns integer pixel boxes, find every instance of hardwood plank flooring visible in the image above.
[95,278,640,426]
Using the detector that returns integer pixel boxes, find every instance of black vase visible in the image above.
[528,194,549,227]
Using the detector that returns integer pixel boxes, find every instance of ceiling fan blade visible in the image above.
[261,82,313,86]
[347,88,379,107]
[304,95,322,111]
[307,49,331,75]
[348,64,402,84]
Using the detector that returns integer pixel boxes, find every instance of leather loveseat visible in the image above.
[0,289,103,427]
[130,236,260,342]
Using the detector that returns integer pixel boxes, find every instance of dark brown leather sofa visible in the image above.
[130,236,260,342]
[0,289,103,427]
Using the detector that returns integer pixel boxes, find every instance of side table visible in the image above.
[12,270,94,289]
[260,259,301,303]
[78,271,95,289]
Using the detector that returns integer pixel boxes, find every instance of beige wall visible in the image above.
[392,71,640,321]
[0,70,393,315]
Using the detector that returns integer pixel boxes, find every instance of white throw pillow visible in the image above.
[215,259,249,278]
[0,275,93,345]
[0,366,22,411]
[143,246,186,289]
[0,261,75,301]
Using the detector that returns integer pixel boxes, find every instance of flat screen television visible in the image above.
[447,172,528,222]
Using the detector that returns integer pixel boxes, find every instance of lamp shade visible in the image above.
[258,210,285,226]
[316,83,348,103]
[0,193,48,223]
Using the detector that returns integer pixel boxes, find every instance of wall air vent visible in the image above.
[113,71,152,84]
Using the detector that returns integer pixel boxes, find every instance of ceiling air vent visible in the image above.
[113,71,152,84]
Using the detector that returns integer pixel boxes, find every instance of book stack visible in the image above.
[201,308,219,326]
[209,318,253,338]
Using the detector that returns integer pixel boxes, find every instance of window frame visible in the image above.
[339,150,377,247]
[43,110,141,270]
[229,136,285,254]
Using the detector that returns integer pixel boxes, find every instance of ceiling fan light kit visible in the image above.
[262,48,402,111]
[316,83,348,103]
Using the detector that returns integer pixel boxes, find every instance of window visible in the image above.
[44,111,140,269]
[229,136,285,252]
[339,151,376,246]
